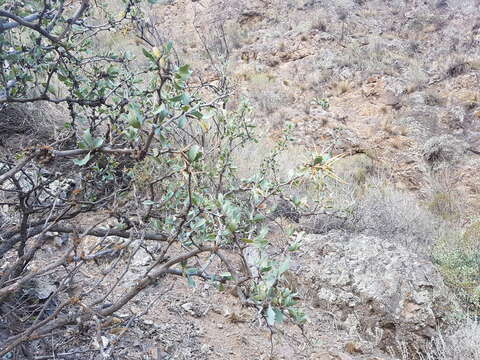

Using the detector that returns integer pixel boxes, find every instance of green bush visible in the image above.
[433,223,480,314]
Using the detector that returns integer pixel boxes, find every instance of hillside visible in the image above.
[1,0,480,359]
[155,0,480,209]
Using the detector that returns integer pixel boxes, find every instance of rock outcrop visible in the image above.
[299,231,457,357]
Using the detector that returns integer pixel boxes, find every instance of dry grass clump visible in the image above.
[446,59,470,78]
[332,80,351,95]
[407,40,421,56]
[0,102,67,151]
[393,318,480,360]
[349,181,440,249]
[304,172,441,252]
[246,73,290,115]
[421,318,480,360]
[310,17,328,32]
[422,135,466,166]
[427,191,460,220]
[224,22,248,50]
[380,118,398,135]
[403,63,429,94]
[424,91,444,106]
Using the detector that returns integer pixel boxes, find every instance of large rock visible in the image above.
[301,231,457,356]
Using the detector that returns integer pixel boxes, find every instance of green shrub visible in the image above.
[433,223,480,313]
[0,2,325,355]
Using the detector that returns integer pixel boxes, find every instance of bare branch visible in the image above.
[0,0,89,41]
[0,10,62,44]
[49,224,168,242]
[0,11,51,32]
[0,154,35,186]
[98,246,217,316]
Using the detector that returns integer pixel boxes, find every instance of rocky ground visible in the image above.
[124,0,480,358]
[16,225,459,359]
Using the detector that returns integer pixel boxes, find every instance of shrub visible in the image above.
[0,2,326,356]
[427,191,460,220]
[310,18,327,32]
[423,318,480,360]
[304,176,440,251]
[395,318,480,359]
[447,61,470,78]
[422,135,466,167]
[433,221,480,313]
[352,183,440,249]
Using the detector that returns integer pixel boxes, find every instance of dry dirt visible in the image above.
[37,226,398,360]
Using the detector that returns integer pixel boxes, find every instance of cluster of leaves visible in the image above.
[311,97,329,110]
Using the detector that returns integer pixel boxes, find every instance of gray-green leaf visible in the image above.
[73,152,91,166]
[266,305,276,326]
[187,144,202,163]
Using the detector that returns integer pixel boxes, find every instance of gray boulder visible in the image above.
[301,231,457,357]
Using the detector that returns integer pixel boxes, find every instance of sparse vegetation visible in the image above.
[305,175,441,251]
[433,221,480,313]
[427,318,480,360]
[396,318,480,360]
[2,0,480,358]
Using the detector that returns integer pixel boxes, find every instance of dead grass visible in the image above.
[392,318,480,360]
[245,72,290,115]
[422,319,480,360]
[232,134,307,180]
[0,102,68,151]
[301,167,441,252]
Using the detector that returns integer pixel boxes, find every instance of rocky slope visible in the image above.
[151,0,480,213]
[34,230,457,359]
[128,0,480,358]
[2,1,479,359]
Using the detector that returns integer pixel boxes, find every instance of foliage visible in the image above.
[0,0,321,356]
[311,97,329,110]
[433,222,480,314]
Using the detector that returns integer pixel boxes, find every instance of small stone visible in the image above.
[158,351,169,360]
[181,302,193,311]
[345,341,362,354]
[92,336,109,350]
[181,302,199,317]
